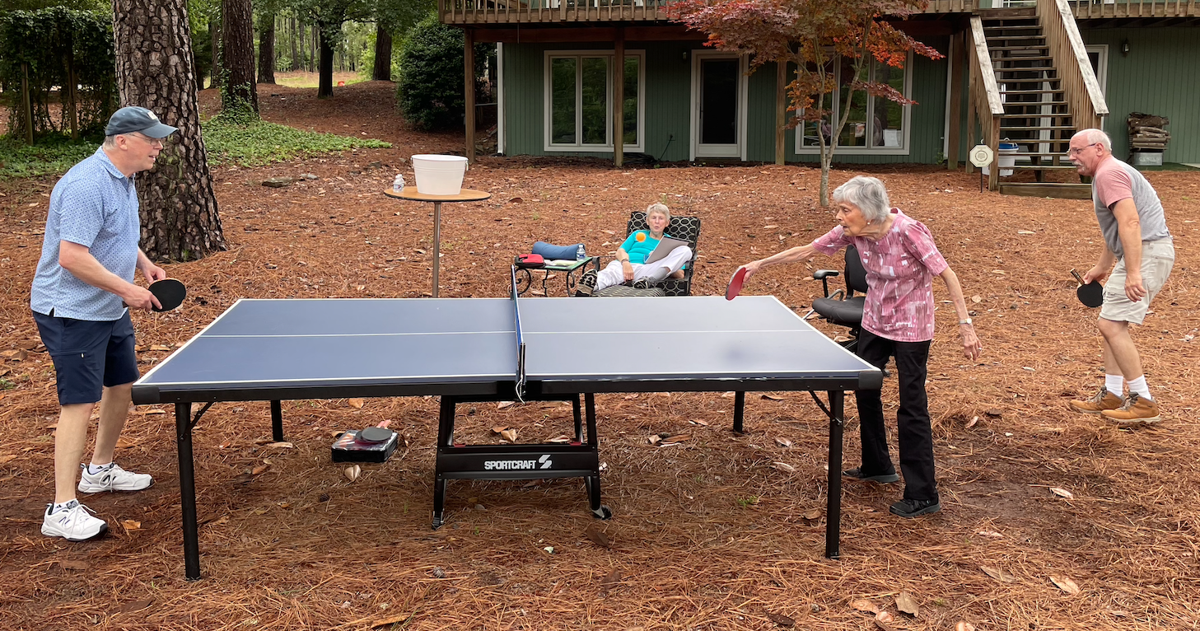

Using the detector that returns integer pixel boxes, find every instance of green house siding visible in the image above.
[502,40,951,164]
[1081,27,1200,164]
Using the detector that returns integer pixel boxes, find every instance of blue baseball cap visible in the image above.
[105,106,177,138]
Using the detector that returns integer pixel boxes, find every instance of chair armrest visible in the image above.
[813,269,840,280]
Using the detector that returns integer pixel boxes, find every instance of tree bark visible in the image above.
[258,12,276,85]
[112,0,227,262]
[209,17,221,90]
[317,24,334,98]
[291,17,300,71]
[221,0,258,112]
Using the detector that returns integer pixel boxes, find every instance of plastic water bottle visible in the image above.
[393,173,405,192]
[576,244,586,260]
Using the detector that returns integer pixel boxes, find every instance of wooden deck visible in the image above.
[1070,0,1199,20]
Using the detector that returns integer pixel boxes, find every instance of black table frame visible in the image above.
[151,370,873,580]
[514,256,600,297]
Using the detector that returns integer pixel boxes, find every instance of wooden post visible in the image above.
[464,29,476,163]
[988,120,1000,191]
[947,31,963,170]
[21,63,34,145]
[964,29,976,175]
[775,60,786,165]
[614,30,624,168]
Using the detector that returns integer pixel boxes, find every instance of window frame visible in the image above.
[543,49,646,153]
[794,52,914,156]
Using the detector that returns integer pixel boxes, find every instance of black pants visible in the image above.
[854,329,937,501]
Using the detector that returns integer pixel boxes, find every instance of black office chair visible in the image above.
[805,245,867,352]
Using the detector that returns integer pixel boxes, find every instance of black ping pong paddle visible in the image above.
[725,267,748,301]
[1070,269,1102,308]
[126,278,186,312]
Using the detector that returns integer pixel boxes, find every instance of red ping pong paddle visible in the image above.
[125,278,186,312]
[1070,269,1102,308]
[725,267,748,301]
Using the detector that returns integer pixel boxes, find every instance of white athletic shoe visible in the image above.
[77,463,153,493]
[41,500,108,541]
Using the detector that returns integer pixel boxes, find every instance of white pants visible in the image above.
[596,246,692,291]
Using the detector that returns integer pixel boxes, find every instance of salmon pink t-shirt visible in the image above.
[813,209,949,342]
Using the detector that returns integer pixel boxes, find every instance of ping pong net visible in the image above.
[510,266,527,402]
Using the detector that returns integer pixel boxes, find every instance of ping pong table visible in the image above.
[133,279,881,579]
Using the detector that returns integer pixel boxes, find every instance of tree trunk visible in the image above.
[258,12,276,85]
[209,17,221,89]
[291,17,300,71]
[221,0,258,112]
[317,24,334,98]
[112,0,227,262]
[310,26,318,73]
[372,23,392,81]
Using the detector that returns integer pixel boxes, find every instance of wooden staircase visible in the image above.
[980,8,1077,180]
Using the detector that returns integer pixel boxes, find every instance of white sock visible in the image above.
[51,500,77,513]
[1105,374,1124,397]
[1127,376,1151,401]
[87,462,112,475]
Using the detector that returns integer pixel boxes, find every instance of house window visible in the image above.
[796,53,912,155]
[545,51,644,152]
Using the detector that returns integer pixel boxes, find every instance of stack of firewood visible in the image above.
[1127,112,1170,152]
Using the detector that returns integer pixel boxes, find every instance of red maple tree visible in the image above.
[671,0,943,205]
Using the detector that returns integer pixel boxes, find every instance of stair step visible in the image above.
[1001,101,1069,106]
[1010,164,1078,170]
[1000,113,1072,119]
[996,67,1057,73]
[1000,89,1065,94]
[1011,152,1073,157]
[983,24,1041,30]
[988,45,1049,51]
[994,56,1055,62]
[1001,125,1079,131]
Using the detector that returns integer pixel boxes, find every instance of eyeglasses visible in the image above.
[1066,142,1099,156]
[129,132,166,148]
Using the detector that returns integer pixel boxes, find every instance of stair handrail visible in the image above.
[968,15,1003,189]
[1037,0,1108,133]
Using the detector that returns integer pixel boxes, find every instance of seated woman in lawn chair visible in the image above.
[574,203,692,296]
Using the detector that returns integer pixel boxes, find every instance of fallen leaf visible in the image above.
[971,295,982,303]
[369,614,409,628]
[956,623,976,631]
[0,454,18,465]
[761,394,784,401]
[347,398,365,409]
[965,416,979,429]
[117,598,155,615]
[976,530,1004,539]
[763,224,779,229]
[775,437,792,448]
[851,599,880,614]
[59,559,90,571]
[265,442,294,449]
[251,464,270,475]
[1049,487,1074,500]
[584,523,611,548]
[344,464,362,482]
[209,515,230,527]
[662,434,690,443]
[149,344,171,351]
[497,401,514,410]
[547,435,571,443]
[1017,230,1036,235]
[772,462,796,473]
[875,610,895,623]
[600,567,621,592]
[647,435,662,445]
[688,419,708,426]
[500,428,518,442]
[766,611,795,627]
[1050,575,1080,595]
[895,591,919,616]
[981,565,1015,582]
[802,508,821,520]
[121,520,141,531]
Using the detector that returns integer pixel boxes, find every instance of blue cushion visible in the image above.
[532,241,584,260]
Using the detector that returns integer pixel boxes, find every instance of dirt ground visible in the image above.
[1,81,1199,630]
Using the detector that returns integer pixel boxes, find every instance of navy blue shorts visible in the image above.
[33,310,140,406]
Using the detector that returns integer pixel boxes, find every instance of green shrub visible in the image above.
[395,12,492,131]
[0,134,97,179]
[201,117,390,167]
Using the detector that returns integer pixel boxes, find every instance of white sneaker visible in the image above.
[77,463,154,493]
[42,500,108,541]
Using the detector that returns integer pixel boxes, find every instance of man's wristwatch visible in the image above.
[959,318,973,325]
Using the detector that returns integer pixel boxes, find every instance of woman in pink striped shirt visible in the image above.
[743,176,981,518]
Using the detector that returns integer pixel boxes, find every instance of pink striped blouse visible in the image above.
[812,209,949,342]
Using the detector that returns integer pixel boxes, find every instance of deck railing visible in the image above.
[1039,0,1108,133]
[1068,0,1199,19]
[439,0,980,25]
[967,15,1005,189]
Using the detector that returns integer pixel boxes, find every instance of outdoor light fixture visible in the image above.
[682,50,689,63]
[1121,39,1130,56]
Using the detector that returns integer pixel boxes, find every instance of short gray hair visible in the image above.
[832,176,891,223]
[645,202,670,222]
[102,135,117,149]
[1073,128,1112,152]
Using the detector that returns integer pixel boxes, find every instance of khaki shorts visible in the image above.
[1100,239,1174,324]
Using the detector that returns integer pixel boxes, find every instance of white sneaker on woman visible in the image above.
[42,500,108,541]
[77,463,153,493]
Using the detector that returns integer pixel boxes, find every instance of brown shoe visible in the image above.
[1101,393,1161,426]
[1069,389,1123,414]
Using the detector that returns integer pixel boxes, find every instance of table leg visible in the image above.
[432,396,456,529]
[732,391,746,433]
[270,400,284,442]
[176,402,201,580]
[825,390,844,559]
[432,201,442,298]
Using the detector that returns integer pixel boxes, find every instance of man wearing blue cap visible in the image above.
[31,106,177,541]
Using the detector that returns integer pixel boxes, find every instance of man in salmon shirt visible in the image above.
[1067,129,1174,425]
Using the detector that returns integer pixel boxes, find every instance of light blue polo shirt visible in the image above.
[31,147,141,321]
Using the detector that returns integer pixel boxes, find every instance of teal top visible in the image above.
[619,230,678,265]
